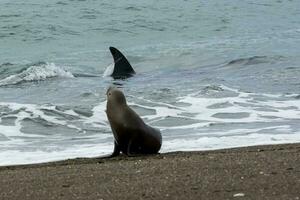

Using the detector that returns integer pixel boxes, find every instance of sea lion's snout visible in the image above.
[106,86,114,96]
[106,87,127,105]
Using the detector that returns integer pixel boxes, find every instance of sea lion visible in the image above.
[107,47,136,79]
[106,87,162,156]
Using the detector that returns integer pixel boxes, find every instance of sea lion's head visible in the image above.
[106,87,127,107]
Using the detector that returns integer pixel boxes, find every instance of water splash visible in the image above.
[0,62,74,86]
[103,63,114,77]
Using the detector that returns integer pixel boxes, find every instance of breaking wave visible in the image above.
[0,62,74,86]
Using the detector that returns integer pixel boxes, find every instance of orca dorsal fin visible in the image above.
[109,47,135,79]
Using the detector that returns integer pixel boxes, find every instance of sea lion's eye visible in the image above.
[108,92,112,96]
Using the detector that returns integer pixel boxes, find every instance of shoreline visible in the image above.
[1,143,300,199]
[1,142,299,170]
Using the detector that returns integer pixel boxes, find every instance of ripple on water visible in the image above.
[211,112,250,119]
[0,116,17,126]
[207,101,233,109]
[152,116,200,127]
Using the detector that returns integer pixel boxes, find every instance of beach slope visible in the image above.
[0,143,299,200]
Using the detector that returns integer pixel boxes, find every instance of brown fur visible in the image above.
[106,87,162,156]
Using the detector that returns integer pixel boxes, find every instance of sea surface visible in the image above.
[0,0,300,166]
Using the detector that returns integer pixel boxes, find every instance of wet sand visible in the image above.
[0,143,299,200]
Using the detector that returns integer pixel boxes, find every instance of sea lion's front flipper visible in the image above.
[111,141,121,157]
[125,139,133,156]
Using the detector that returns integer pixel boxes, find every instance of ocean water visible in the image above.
[0,0,300,166]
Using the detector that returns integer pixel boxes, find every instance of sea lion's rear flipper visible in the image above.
[109,47,135,79]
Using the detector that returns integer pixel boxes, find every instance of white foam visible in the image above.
[0,62,74,86]
[0,85,300,166]
[84,100,109,128]
[141,88,300,130]
[103,63,114,77]
[161,132,300,152]
[0,102,83,138]
[0,143,113,166]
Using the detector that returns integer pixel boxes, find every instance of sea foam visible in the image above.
[0,85,299,166]
[0,62,74,86]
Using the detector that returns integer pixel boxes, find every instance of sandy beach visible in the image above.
[0,143,299,200]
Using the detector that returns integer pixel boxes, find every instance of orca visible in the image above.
[108,47,136,79]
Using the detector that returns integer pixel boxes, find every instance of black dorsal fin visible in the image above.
[109,47,135,79]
